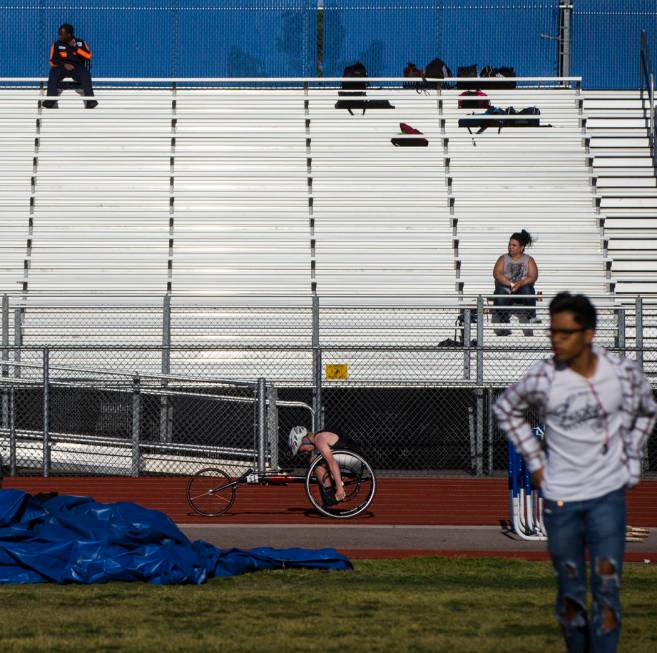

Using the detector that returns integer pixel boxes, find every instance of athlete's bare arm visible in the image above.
[314,432,346,501]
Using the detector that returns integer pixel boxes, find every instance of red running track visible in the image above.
[5,477,657,526]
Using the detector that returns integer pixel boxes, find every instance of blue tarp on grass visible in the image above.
[0,489,352,584]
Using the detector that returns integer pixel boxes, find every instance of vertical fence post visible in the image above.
[257,378,267,475]
[161,294,171,375]
[487,387,494,476]
[2,294,9,431]
[463,308,471,380]
[635,297,644,369]
[160,294,172,443]
[559,0,573,86]
[468,405,476,474]
[132,373,141,478]
[312,294,322,431]
[42,348,50,478]
[267,385,279,471]
[1,294,8,352]
[641,31,645,95]
[475,296,484,476]
[10,307,21,475]
[14,307,22,379]
[617,307,626,355]
[476,296,484,382]
[9,387,16,476]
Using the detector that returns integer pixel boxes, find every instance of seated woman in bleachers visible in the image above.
[492,230,539,336]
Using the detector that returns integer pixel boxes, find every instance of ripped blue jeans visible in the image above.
[543,487,626,653]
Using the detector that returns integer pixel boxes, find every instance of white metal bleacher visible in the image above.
[308,88,455,295]
[0,92,37,293]
[0,79,621,305]
[3,78,655,377]
[172,90,311,295]
[30,92,172,294]
[584,90,657,296]
[447,88,610,298]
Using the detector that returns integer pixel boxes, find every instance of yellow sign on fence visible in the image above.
[325,363,349,380]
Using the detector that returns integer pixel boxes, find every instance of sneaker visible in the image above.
[42,100,58,109]
[495,329,512,337]
[85,100,98,109]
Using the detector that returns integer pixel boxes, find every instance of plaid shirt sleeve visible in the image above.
[493,361,548,473]
[623,359,657,487]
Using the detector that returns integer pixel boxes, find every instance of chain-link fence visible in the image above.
[2,294,647,355]
[0,354,270,477]
[1,293,656,478]
[1,344,655,479]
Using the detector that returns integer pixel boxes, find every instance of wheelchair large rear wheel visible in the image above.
[305,449,376,519]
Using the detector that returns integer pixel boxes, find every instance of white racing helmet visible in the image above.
[288,425,308,455]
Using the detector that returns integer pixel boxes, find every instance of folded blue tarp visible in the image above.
[0,489,352,584]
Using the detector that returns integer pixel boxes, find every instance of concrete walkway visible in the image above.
[180,524,657,561]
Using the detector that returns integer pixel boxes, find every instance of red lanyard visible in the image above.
[585,378,609,455]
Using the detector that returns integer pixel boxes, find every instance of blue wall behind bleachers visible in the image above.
[572,0,657,89]
[0,0,654,87]
[323,0,559,79]
[0,0,317,78]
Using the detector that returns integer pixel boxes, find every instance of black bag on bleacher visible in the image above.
[391,122,428,147]
[339,62,368,96]
[456,65,478,89]
[423,57,452,89]
[479,65,516,90]
[496,66,517,89]
[515,106,541,127]
[337,62,369,114]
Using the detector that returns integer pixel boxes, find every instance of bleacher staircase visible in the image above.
[585,90,657,297]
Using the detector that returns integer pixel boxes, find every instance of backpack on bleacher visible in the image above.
[456,65,478,90]
[339,62,368,96]
[403,62,424,90]
[479,65,517,90]
[423,57,452,89]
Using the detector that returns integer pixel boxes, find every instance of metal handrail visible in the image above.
[0,76,583,84]
[640,30,657,168]
[0,358,257,388]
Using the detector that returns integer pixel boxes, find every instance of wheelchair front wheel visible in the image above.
[187,467,238,517]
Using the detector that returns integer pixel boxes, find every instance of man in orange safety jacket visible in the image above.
[44,24,97,109]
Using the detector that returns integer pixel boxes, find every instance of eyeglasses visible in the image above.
[545,327,587,337]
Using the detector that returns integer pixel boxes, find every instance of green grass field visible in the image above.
[1,557,656,653]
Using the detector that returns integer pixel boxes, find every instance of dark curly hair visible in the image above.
[510,229,533,248]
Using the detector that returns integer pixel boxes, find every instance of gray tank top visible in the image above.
[503,254,529,283]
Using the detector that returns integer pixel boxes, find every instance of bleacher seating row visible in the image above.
[0,81,654,379]
[584,91,657,297]
[0,84,621,296]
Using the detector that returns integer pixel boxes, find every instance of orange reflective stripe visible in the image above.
[60,51,67,58]
[76,48,91,60]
